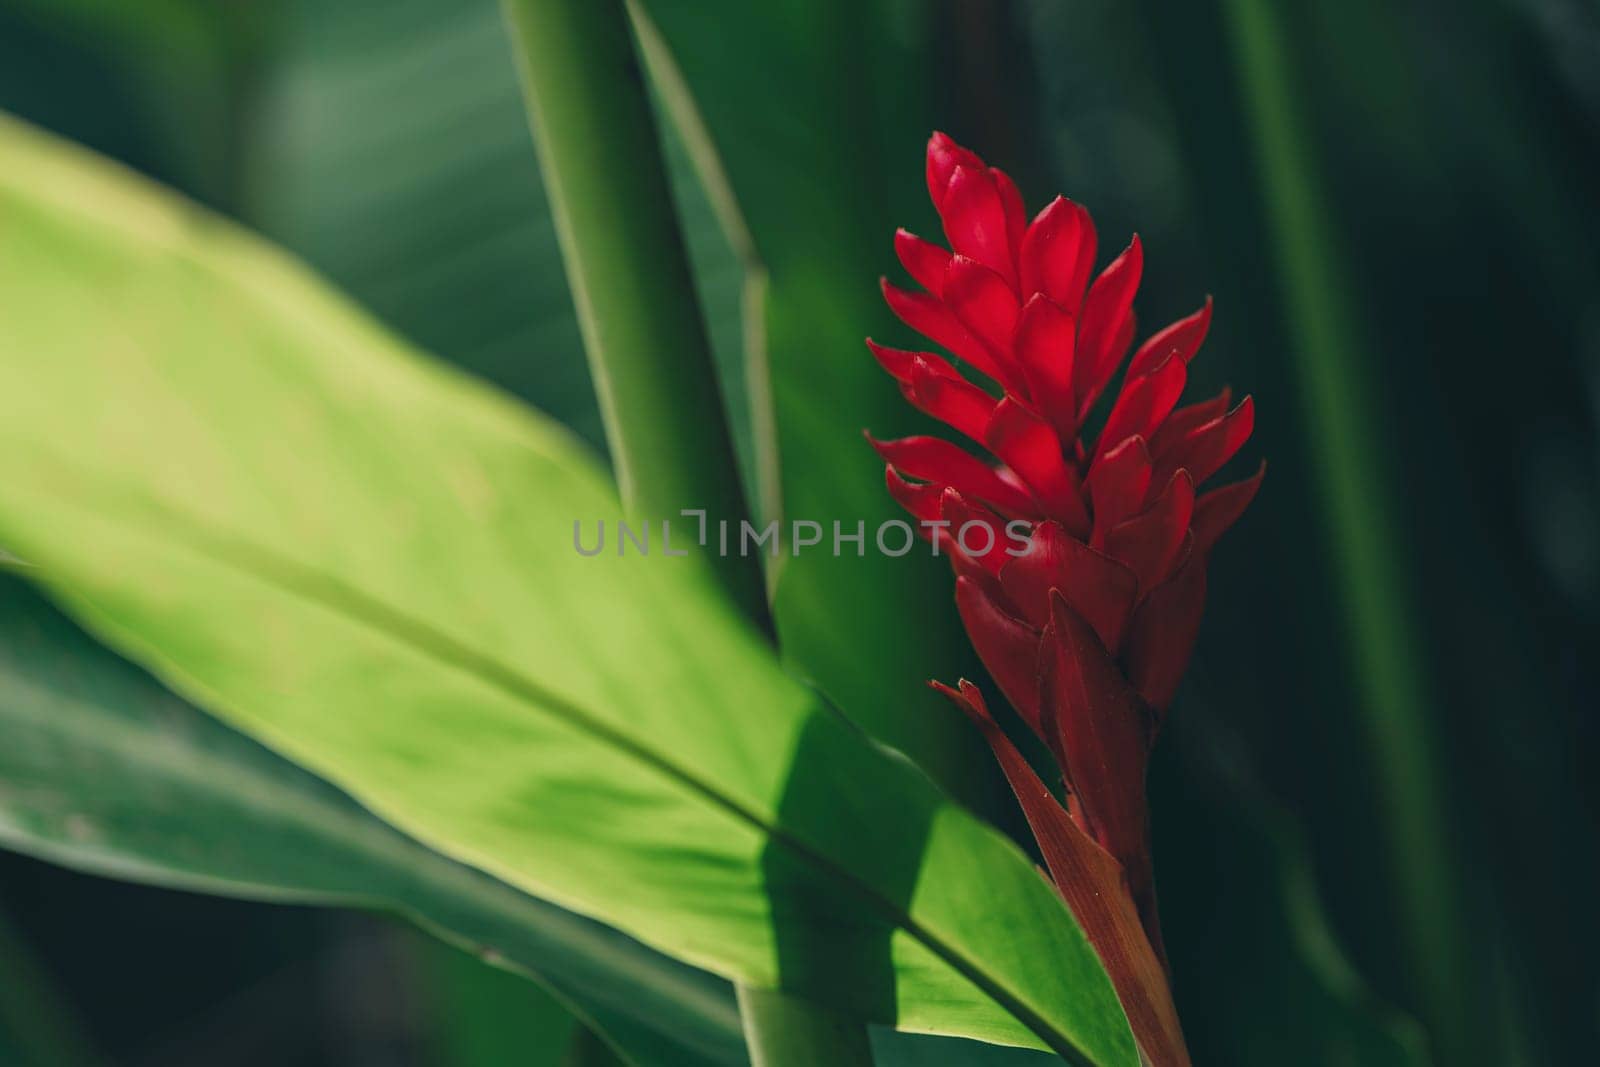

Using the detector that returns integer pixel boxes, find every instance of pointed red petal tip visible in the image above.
[930,678,994,731]
[883,463,943,525]
[940,487,1010,575]
[926,131,987,208]
[866,340,964,393]
[864,338,916,380]
[1192,460,1266,556]
[1075,235,1145,413]
[1127,295,1213,381]
[908,358,998,443]
[1097,352,1187,464]
[1156,394,1255,489]
[867,432,1034,515]
[1020,195,1098,310]
[894,229,952,295]
[1150,387,1232,458]
[880,275,1013,386]
[942,168,1016,282]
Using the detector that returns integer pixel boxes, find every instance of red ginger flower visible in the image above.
[869,133,1263,1066]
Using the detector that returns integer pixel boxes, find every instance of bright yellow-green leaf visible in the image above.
[0,113,1135,1065]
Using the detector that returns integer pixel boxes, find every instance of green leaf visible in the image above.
[0,113,1134,1065]
[248,0,606,451]
[627,0,1001,809]
[0,574,743,1067]
[246,0,762,537]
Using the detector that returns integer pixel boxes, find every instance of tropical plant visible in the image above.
[2,1,1593,1065]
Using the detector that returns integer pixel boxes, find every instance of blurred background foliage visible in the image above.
[0,0,1594,1063]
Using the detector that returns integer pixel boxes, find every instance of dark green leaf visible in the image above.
[629,0,1001,810]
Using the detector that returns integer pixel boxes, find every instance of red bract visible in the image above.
[871,133,1262,1066]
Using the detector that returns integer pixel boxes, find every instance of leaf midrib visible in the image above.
[7,446,1099,1064]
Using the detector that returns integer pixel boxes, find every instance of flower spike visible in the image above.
[870,132,1264,1066]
